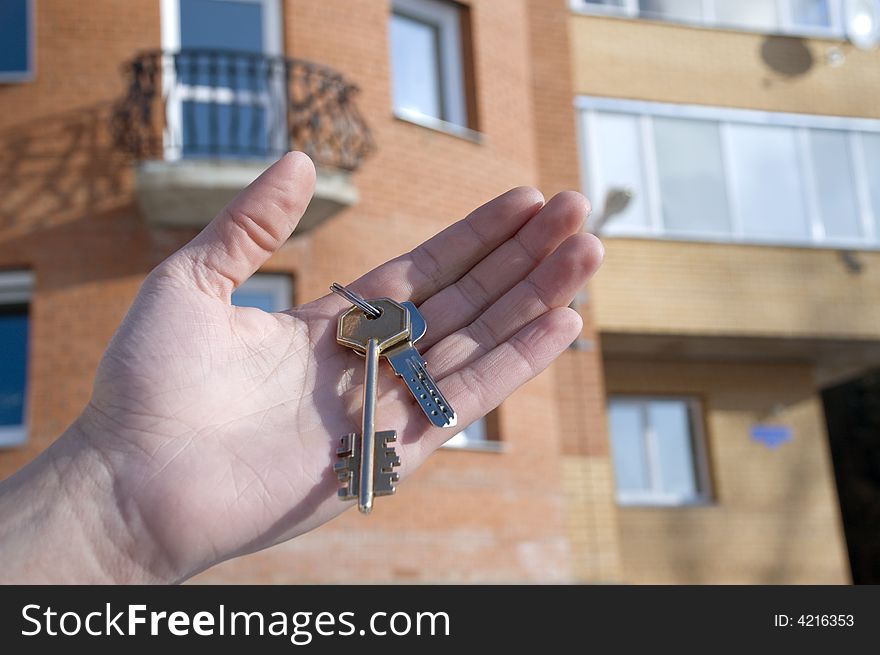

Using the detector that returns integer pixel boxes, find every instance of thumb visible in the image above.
[169,151,316,301]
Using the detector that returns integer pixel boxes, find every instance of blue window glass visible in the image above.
[176,0,277,158]
[181,101,268,157]
[0,0,32,81]
[231,275,291,312]
[180,0,264,53]
[231,290,278,312]
[0,303,28,431]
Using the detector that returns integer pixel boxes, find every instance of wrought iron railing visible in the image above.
[112,50,374,171]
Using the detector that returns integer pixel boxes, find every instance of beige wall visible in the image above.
[593,239,880,341]
[604,358,850,584]
[570,14,880,119]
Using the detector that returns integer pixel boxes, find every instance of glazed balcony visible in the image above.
[112,49,373,232]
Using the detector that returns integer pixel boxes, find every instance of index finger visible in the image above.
[343,186,545,304]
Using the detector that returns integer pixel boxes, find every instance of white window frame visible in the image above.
[569,0,846,40]
[160,0,285,161]
[0,0,36,83]
[231,273,292,311]
[391,0,469,131]
[576,95,880,249]
[441,415,502,451]
[0,271,33,448]
[609,395,711,507]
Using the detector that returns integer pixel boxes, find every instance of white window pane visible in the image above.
[810,130,862,240]
[649,400,698,498]
[790,0,832,27]
[445,417,487,447]
[581,0,626,6]
[391,13,442,120]
[653,117,730,235]
[639,0,704,21]
[592,112,650,232]
[728,123,810,240]
[714,0,779,30]
[862,133,880,236]
[609,402,650,493]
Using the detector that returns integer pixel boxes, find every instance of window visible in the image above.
[0,272,32,448]
[160,0,284,159]
[442,413,501,451]
[608,396,710,505]
[231,274,292,312]
[640,0,703,22]
[715,0,779,31]
[727,123,809,241]
[863,133,880,236]
[390,0,470,131]
[653,116,730,234]
[571,0,846,38]
[0,0,34,82]
[578,96,880,248]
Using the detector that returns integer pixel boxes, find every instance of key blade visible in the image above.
[387,348,457,428]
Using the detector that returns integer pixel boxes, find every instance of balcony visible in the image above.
[112,50,373,232]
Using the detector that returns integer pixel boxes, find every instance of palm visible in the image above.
[80,153,602,581]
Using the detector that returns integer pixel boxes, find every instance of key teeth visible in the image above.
[335,431,401,502]
[335,433,360,500]
[373,431,401,496]
[336,433,354,457]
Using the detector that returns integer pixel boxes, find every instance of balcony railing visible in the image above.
[112,49,373,171]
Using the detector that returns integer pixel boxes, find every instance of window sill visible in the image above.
[0,426,28,449]
[616,497,713,508]
[598,231,880,253]
[393,109,483,144]
[441,439,504,453]
[0,72,35,83]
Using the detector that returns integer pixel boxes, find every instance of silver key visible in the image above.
[383,301,457,428]
[334,297,410,513]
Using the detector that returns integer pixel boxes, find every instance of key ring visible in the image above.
[330,282,382,319]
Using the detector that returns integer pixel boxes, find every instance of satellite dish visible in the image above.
[844,0,880,50]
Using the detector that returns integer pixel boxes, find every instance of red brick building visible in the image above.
[2,0,876,583]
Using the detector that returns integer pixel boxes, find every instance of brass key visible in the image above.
[335,297,410,513]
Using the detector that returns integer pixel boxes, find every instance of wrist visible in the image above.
[0,414,178,584]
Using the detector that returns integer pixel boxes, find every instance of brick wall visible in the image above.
[0,0,176,476]
[0,0,584,583]
[525,0,621,582]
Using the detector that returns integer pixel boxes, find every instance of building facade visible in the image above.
[1,0,875,583]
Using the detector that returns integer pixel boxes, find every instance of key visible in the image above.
[334,297,410,514]
[383,301,457,428]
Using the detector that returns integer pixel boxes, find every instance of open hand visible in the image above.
[1,152,603,583]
